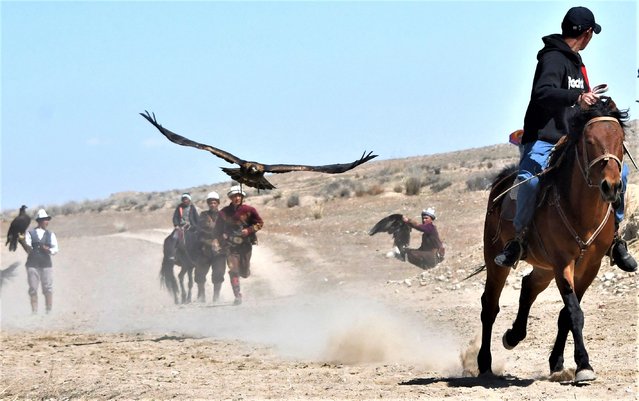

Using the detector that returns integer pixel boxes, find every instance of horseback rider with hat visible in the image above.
[494,6,636,272]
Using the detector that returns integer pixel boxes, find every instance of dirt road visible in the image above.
[1,212,637,400]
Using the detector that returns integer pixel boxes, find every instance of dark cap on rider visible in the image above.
[561,6,601,37]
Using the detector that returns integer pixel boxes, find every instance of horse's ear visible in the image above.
[606,97,618,112]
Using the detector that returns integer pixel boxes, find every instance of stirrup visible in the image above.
[494,239,524,269]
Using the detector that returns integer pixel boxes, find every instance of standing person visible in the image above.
[194,191,226,303]
[20,209,59,314]
[219,185,263,305]
[401,208,445,269]
[494,6,636,272]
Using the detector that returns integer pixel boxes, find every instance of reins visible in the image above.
[549,116,621,257]
[576,116,623,187]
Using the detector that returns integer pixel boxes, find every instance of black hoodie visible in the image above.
[522,34,590,145]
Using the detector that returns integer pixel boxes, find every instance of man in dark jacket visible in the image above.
[495,6,636,272]
[195,191,226,303]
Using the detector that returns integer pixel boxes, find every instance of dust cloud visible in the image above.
[0,233,462,374]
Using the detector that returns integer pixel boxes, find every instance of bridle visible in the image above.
[576,116,623,187]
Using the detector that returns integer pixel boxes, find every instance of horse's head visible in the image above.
[571,97,629,203]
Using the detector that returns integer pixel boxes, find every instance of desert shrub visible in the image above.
[367,184,384,196]
[405,177,421,196]
[421,175,440,187]
[286,194,300,208]
[321,179,356,199]
[60,201,80,215]
[466,171,497,191]
[431,180,452,193]
[313,205,324,219]
[393,184,403,193]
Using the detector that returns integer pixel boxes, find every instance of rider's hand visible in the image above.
[577,91,598,109]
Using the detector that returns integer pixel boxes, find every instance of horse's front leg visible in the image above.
[554,268,595,382]
[478,263,509,375]
[503,268,553,349]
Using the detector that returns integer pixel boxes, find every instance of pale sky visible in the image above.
[1,0,636,211]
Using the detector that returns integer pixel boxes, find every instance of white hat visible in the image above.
[181,193,192,200]
[206,191,220,201]
[421,207,436,220]
[35,209,51,221]
[227,185,246,197]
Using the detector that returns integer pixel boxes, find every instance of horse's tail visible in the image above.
[160,234,180,302]
[461,264,486,282]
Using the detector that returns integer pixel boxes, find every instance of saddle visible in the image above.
[499,135,571,223]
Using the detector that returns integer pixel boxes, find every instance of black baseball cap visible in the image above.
[561,6,601,37]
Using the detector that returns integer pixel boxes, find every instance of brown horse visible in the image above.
[478,97,629,382]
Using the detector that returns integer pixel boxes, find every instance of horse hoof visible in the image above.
[575,369,596,383]
[502,330,516,350]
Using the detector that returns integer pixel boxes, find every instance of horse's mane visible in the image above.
[569,96,629,139]
[490,164,518,190]
[546,96,629,172]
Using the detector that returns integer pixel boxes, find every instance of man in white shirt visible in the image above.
[21,209,59,314]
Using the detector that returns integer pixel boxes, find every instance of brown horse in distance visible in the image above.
[478,97,629,382]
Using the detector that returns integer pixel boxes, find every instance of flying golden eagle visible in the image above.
[140,111,377,190]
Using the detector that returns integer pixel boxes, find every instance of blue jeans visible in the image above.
[513,140,629,233]
[616,162,629,225]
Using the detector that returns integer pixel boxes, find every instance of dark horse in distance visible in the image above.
[160,228,200,304]
[478,97,629,383]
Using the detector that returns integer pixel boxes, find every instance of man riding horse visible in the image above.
[494,6,636,273]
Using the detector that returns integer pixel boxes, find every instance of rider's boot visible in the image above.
[611,234,637,272]
[212,282,222,303]
[44,292,52,314]
[494,233,526,268]
[230,274,242,305]
[30,294,38,314]
[196,282,206,303]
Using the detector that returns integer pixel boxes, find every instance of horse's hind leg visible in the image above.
[503,267,553,349]
[186,266,194,304]
[178,267,189,304]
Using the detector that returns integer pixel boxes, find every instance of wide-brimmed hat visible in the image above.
[421,207,436,220]
[35,209,52,221]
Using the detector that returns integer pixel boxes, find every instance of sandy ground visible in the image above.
[1,199,638,400]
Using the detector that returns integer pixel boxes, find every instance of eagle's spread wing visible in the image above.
[263,151,378,174]
[140,111,244,166]
[369,213,410,250]
[0,262,20,289]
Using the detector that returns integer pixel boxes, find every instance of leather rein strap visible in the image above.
[577,116,623,186]
[553,116,620,254]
